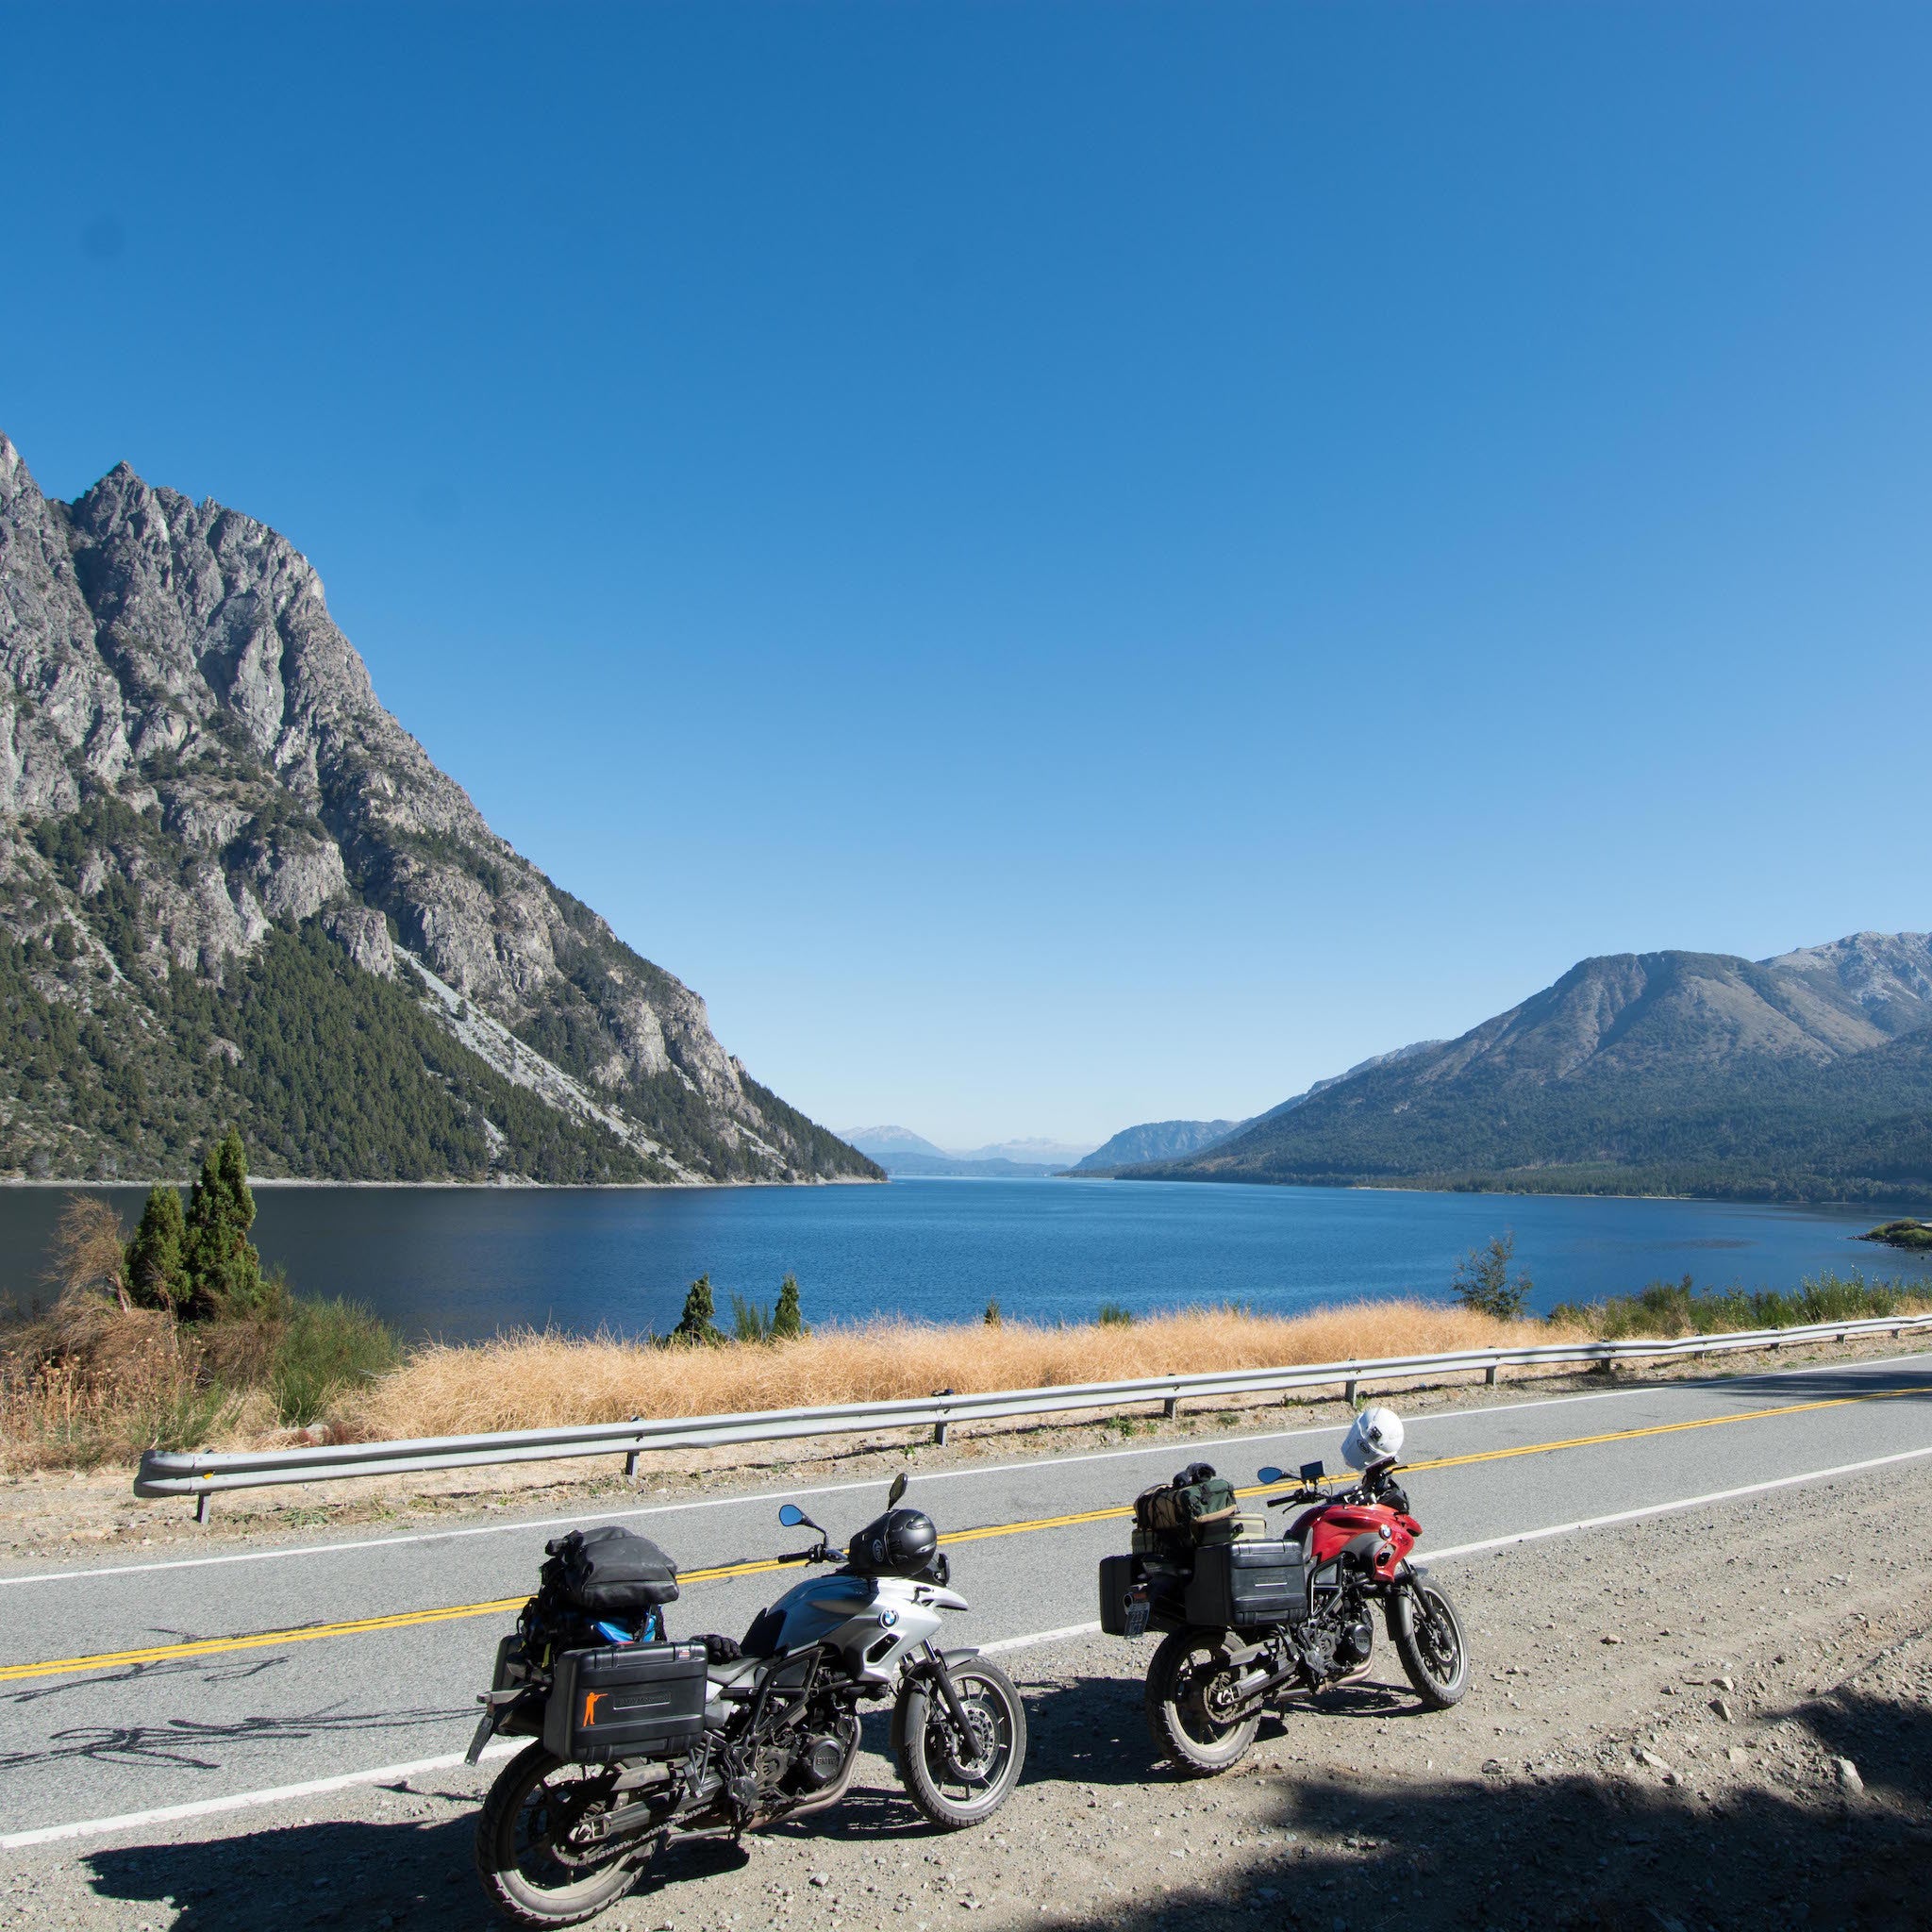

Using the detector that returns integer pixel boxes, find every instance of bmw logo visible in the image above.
[879,1608,898,1627]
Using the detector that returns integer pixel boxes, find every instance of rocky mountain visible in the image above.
[0,432,881,1185]
[844,1125,949,1161]
[1071,1044,1441,1175]
[1133,935,1932,1202]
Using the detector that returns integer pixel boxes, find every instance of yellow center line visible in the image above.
[2,1385,1916,1687]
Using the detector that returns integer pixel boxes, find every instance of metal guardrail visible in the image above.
[134,1311,1932,1520]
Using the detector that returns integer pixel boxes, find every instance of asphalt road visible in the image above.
[3,1348,1928,1845]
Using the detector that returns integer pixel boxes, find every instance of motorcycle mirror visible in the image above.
[888,1471,908,1507]
[778,1504,807,1526]
[1257,1466,1284,1485]
[1299,1459,1325,1484]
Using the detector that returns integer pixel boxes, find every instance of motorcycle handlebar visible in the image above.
[778,1541,844,1565]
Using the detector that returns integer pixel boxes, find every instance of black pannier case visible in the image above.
[1097,1554,1142,1636]
[543,1640,708,1763]
[1184,1540,1306,1628]
[544,1525,680,1615]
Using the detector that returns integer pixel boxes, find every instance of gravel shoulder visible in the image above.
[7,1435,1928,1932]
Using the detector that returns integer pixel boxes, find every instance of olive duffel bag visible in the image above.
[1132,1461,1241,1548]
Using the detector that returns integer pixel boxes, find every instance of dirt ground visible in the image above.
[2,1327,1919,1560]
[6,1433,1928,1932]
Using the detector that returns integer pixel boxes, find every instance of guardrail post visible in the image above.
[624,1415,646,1479]
[1163,1395,1179,1419]
[1485,1362,1500,1386]
[933,1390,954,1446]
[195,1492,212,1526]
[1344,1377,1359,1406]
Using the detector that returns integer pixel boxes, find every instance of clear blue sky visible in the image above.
[5,4,1927,1149]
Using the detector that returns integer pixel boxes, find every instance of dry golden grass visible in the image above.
[0,1291,275,1472]
[338,1301,1574,1441]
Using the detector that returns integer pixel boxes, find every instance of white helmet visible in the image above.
[1341,1405,1404,1472]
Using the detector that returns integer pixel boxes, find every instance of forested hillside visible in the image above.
[1135,938,1932,1202]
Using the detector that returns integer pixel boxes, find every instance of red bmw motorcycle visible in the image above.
[1101,1450,1469,1774]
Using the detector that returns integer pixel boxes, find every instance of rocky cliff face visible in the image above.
[0,432,879,1184]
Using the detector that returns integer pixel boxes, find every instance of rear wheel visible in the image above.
[895,1660,1027,1828]
[475,1743,650,1927]
[1391,1579,1469,1708]
[1143,1628,1261,1775]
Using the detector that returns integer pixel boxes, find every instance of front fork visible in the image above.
[897,1641,986,1767]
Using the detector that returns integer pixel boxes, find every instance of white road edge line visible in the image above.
[1423,1441,1932,1562]
[982,1622,1100,1655]
[0,1740,523,1852]
[7,1439,1931,1856]
[7,1348,1922,1592]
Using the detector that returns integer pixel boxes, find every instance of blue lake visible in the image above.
[3,1178,1927,1342]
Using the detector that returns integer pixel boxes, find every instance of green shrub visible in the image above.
[984,1299,1001,1327]
[182,1128,268,1318]
[729,1293,774,1343]
[670,1274,724,1346]
[1096,1302,1135,1327]
[125,1185,190,1311]
[273,1295,399,1425]
[773,1274,807,1340]
[1451,1232,1533,1319]
[1548,1270,1921,1339]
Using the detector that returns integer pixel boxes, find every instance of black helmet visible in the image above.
[850,1506,938,1578]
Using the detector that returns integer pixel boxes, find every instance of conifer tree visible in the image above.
[772,1273,807,1340]
[125,1186,190,1311]
[181,1127,265,1317]
[673,1274,724,1345]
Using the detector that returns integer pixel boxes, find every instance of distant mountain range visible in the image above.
[842,1125,1096,1178]
[1070,1044,1441,1174]
[1117,933,1932,1203]
[0,433,880,1185]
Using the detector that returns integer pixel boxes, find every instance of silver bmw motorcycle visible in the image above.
[470,1474,1027,1927]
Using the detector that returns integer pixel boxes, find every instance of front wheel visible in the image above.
[895,1659,1027,1828]
[1143,1628,1261,1775]
[1390,1578,1469,1708]
[475,1743,650,1928]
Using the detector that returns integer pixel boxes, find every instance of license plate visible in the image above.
[1124,1592,1151,1640]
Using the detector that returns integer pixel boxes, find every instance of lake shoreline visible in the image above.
[8,1171,1932,1215]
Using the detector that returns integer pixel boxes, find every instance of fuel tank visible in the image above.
[766,1573,879,1652]
[1291,1501,1418,1574]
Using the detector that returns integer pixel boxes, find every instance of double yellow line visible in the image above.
[1,1385,1913,1687]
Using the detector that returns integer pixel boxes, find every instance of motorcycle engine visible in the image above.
[1334,1615,1375,1669]
[752,1724,854,1801]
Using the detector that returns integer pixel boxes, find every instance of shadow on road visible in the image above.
[74,1678,1931,1932]
[0,1690,464,1776]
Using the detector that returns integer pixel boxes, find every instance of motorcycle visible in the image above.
[469,1473,1027,1926]
[1100,1418,1468,1774]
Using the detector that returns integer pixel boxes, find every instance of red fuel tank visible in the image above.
[1291,1501,1419,1577]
